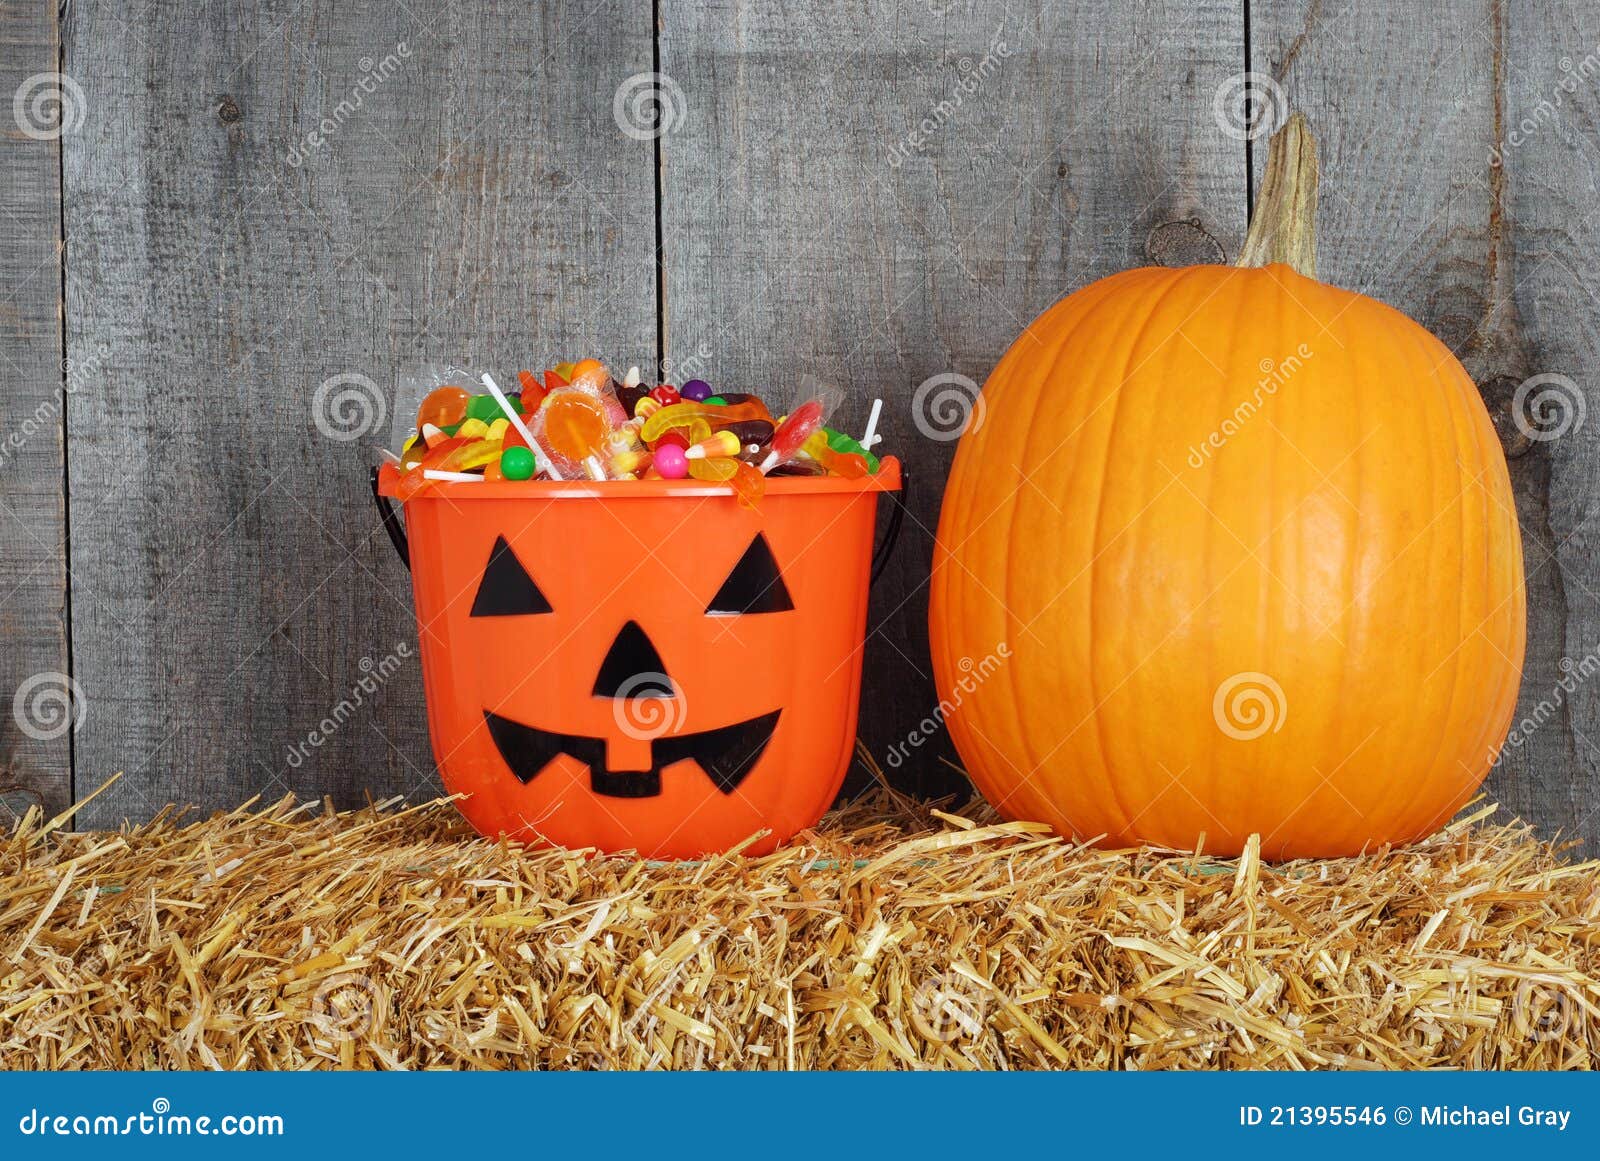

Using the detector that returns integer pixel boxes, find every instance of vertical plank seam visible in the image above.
[55,0,78,820]
[1242,0,1255,218]
[652,0,666,377]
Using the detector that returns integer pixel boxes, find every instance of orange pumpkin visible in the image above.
[928,116,1525,858]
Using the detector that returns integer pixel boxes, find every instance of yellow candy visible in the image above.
[457,417,491,440]
[485,417,509,441]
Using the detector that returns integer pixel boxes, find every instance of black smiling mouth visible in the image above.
[483,709,782,798]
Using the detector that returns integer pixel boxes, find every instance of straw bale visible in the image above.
[3,773,1597,1069]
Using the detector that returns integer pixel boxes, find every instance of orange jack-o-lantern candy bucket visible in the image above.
[373,464,903,858]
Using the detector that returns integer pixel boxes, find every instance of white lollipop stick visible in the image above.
[861,398,883,449]
[481,372,562,481]
[423,470,486,483]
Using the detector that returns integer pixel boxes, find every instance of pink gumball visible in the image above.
[654,443,689,479]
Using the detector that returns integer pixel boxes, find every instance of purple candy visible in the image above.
[681,379,713,402]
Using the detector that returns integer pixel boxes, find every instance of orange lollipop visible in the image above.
[416,385,469,429]
[538,389,610,461]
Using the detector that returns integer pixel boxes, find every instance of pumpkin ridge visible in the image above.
[997,271,1163,830]
[1083,265,1209,841]
[940,271,1131,826]
[1397,310,1482,839]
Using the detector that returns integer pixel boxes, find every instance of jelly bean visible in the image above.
[654,443,689,479]
[500,445,536,480]
[681,379,713,403]
[686,430,741,460]
[650,384,682,407]
[687,456,736,482]
[653,429,690,452]
[417,385,469,429]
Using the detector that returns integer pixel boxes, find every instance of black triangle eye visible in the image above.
[707,534,793,615]
[470,535,553,617]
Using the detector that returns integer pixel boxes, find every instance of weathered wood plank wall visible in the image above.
[0,2,70,821]
[0,0,1596,845]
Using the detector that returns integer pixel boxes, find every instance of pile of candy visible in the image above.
[378,359,884,508]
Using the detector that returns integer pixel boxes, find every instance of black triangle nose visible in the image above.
[593,621,673,699]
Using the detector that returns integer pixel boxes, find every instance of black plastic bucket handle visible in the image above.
[370,466,909,586]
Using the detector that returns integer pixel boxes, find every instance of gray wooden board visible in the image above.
[15,0,1600,844]
[659,0,1248,798]
[0,1,71,821]
[62,0,657,826]
[1253,0,1600,850]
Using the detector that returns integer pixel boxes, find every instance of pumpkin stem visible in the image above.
[1235,112,1318,278]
